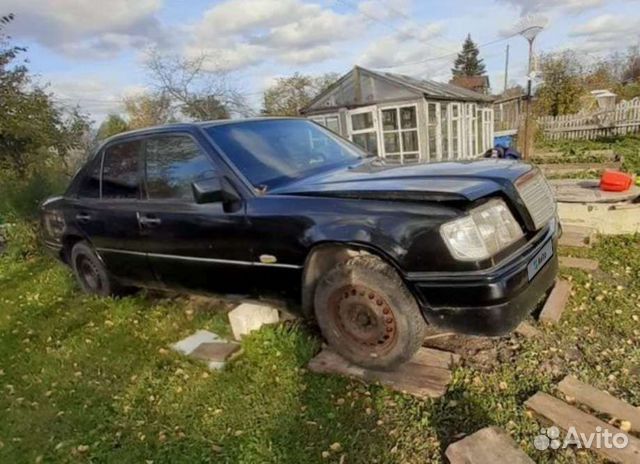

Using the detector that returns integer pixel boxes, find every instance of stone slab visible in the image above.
[171,330,221,355]
[445,426,534,464]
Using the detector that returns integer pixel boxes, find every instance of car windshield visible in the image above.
[205,119,366,190]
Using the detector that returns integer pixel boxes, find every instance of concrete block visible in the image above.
[190,342,241,370]
[228,303,280,340]
[171,329,220,355]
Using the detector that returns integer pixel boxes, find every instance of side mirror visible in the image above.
[192,177,224,204]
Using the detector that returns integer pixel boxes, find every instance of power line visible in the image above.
[336,0,454,54]
[374,33,519,69]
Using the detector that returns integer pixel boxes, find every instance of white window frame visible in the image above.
[440,103,450,160]
[449,102,462,160]
[346,106,381,156]
[482,108,493,153]
[310,114,341,134]
[466,103,477,158]
[425,101,442,162]
[378,103,421,164]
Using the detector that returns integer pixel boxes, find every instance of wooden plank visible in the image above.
[525,392,640,464]
[515,321,542,338]
[559,225,596,248]
[539,279,572,324]
[445,426,534,464]
[559,257,599,272]
[557,376,640,433]
[307,348,455,399]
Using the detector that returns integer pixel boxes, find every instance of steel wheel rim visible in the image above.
[77,256,103,293]
[328,284,398,356]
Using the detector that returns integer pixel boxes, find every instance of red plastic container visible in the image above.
[600,169,633,192]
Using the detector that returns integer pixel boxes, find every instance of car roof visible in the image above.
[102,117,305,143]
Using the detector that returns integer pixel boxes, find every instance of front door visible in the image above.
[346,106,381,156]
[136,133,251,293]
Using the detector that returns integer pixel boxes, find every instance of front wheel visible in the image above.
[314,254,428,370]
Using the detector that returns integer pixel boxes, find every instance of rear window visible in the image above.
[101,140,141,199]
[76,156,102,199]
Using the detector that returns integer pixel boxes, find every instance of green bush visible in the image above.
[0,168,68,223]
[2,220,39,259]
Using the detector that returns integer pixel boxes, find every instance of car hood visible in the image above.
[268,159,533,202]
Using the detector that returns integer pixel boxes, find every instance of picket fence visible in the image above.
[538,97,640,141]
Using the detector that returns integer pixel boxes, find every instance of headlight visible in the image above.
[441,199,524,261]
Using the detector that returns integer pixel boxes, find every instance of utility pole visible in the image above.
[516,16,546,160]
[503,44,510,93]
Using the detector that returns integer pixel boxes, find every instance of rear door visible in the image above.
[136,133,251,293]
[68,138,154,285]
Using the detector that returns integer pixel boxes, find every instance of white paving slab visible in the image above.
[228,302,280,340]
[171,329,221,355]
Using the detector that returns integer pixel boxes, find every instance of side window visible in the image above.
[145,135,216,201]
[77,155,102,198]
[101,140,141,199]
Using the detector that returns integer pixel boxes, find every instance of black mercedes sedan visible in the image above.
[40,118,559,369]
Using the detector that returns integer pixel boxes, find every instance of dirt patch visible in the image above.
[423,332,520,372]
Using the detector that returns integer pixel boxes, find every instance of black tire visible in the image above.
[70,241,121,297]
[314,254,428,370]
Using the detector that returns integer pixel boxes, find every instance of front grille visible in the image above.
[516,170,556,230]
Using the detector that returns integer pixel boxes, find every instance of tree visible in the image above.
[535,51,585,116]
[145,50,251,120]
[0,13,91,177]
[262,72,339,116]
[451,34,486,77]
[123,92,173,130]
[97,114,129,140]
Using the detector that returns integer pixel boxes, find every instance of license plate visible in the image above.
[527,239,553,281]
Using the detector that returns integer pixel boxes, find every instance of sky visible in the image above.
[1,0,639,123]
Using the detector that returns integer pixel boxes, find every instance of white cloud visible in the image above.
[569,13,640,53]
[186,0,364,70]
[2,0,164,58]
[499,0,607,15]
[358,22,453,73]
[41,74,146,122]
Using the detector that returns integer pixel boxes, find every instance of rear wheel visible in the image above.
[314,254,428,370]
[70,241,121,297]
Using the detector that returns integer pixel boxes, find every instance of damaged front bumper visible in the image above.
[406,219,559,336]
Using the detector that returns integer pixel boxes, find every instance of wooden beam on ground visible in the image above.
[539,279,572,324]
[559,256,599,272]
[515,321,542,338]
[557,376,640,433]
[525,392,640,464]
[445,426,534,464]
[307,347,458,399]
[559,225,596,248]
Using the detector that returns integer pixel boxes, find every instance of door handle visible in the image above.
[137,213,162,228]
[76,212,92,223]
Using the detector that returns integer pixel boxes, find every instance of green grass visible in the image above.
[1,236,639,463]
[533,135,640,175]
